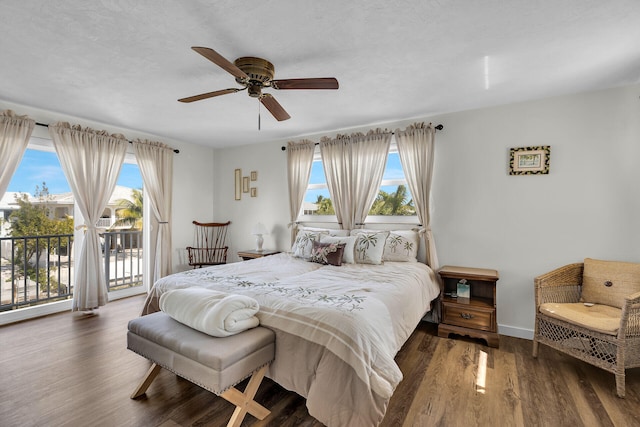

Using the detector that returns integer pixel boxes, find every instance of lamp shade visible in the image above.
[251,222,268,235]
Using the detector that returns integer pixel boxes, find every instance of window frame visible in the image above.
[297,139,418,225]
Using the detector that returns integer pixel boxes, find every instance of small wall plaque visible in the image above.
[509,146,551,175]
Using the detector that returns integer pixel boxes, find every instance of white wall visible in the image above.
[0,99,216,275]
[170,140,216,272]
[432,84,640,338]
[213,84,640,339]
[214,141,290,261]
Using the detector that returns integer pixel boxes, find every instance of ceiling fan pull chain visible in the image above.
[258,98,261,130]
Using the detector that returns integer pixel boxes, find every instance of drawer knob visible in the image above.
[460,313,474,320]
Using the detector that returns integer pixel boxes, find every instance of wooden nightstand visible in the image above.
[237,249,280,261]
[437,265,500,347]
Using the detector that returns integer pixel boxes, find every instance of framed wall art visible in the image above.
[509,146,551,175]
[234,169,242,200]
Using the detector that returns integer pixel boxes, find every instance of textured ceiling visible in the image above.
[1,0,639,148]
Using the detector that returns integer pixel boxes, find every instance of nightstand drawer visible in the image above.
[442,302,495,332]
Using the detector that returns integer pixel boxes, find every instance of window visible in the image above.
[1,136,146,318]
[369,150,415,217]
[299,140,416,222]
[304,155,333,216]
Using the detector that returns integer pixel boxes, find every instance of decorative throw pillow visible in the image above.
[581,258,640,309]
[291,229,328,259]
[383,230,419,262]
[349,228,379,237]
[309,241,346,266]
[320,235,357,264]
[353,231,389,265]
[300,226,350,237]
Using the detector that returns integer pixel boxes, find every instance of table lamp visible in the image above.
[251,222,268,251]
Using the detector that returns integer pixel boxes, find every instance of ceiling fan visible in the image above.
[178,46,339,122]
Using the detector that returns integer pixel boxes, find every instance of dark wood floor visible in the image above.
[1,295,638,427]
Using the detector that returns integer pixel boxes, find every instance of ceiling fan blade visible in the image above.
[191,46,249,81]
[271,77,339,90]
[260,94,291,121]
[178,88,240,103]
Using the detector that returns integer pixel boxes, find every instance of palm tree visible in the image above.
[369,185,415,216]
[113,188,143,229]
[314,195,335,215]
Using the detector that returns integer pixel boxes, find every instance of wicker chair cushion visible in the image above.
[580,258,640,309]
[539,302,622,335]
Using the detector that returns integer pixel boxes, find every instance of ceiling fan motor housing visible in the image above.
[234,57,275,86]
[247,84,262,98]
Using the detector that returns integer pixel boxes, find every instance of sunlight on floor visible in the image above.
[476,350,487,394]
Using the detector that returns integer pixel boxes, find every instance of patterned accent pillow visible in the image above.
[291,230,328,259]
[320,235,357,264]
[383,230,419,262]
[581,258,640,308]
[309,241,346,266]
[300,226,350,237]
[353,231,389,265]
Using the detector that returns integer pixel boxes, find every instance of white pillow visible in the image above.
[291,229,328,259]
[301,226,349,237]
[353,231,389,265]
[383,230,419,262]
[349,228,378,236]
[320,235,358,264]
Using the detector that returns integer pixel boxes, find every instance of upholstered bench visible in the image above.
[127,311,275,427]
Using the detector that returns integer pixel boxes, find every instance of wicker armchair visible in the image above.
[533,262,640,397]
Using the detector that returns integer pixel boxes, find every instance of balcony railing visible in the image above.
[0,234,73,311]
[0,230,143,312]
[102,230,143,291]
[96,218,113,228]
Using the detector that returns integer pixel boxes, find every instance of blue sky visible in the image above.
[305,152,408,202]
[7,149,143,195]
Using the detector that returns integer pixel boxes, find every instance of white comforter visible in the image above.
[142,253,439,427]
[159,288,260,337]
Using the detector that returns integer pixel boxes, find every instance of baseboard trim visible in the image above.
[499,324,533,340]
[0,288,146,326]
[0,299,72,326]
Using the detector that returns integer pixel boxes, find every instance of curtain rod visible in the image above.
[280,123,443,151]
[35,122,180,154]
[296,221,423,226]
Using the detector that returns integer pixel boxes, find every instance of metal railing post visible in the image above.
[103,232,111,290]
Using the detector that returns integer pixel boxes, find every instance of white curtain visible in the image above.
[395,122,439,269]
[0,110,35,198]
[320,130,391,230]
[319,136,349,227]
[49,123,127,312]
[133,139,173,283]
[286,139,315,244]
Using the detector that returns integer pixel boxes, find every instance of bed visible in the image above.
[141,229,440,427]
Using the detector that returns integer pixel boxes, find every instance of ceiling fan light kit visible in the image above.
[179,46,339,122]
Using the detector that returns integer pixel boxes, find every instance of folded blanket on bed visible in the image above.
[159,287,260,337]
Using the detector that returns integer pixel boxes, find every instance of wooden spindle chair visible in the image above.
[186,220,231,268]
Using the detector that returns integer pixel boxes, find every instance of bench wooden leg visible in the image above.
[130,363,162,399]
[130,362,271,426]
[221,365,271,427]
